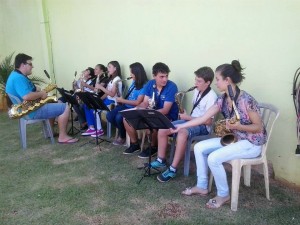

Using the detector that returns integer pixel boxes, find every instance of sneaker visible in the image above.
[81,128,96,136]
[91,129,105,137]
[123,143,141,154]
[138,146,158,159]
[157,168,176,182]
[150,159,167,169]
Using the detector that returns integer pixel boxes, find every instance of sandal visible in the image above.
[181,186,208,196]
[206,196,230,209]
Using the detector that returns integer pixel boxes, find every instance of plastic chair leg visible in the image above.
[19,119,27,149]
[107,121,111,138]
[243,165,251,186]
[230,161,242,211]
[44,120,55,144]
[183,141,192,176]
[262,160,270,200]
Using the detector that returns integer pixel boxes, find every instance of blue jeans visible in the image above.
[106,105,128,139]
[172,120,209,138]
[31,103,66,119]
[194,138,262,197]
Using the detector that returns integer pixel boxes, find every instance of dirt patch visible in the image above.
[157,202,186,219]
[75,212,103,225]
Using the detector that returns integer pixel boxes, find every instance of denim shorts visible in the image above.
[172,119,208,138]
[29,103,66,119]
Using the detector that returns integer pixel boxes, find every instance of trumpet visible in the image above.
[175,86,196,114]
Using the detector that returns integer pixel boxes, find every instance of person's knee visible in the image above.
[207,153,220,167]
[194,142,205,155]
[177,129,188,139]
[115,114,123,125]
[158,128,170,136]
[63,104,70,115]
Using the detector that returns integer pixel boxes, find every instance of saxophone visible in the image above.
[175,86,196,114]
[214,85,241,146]
[8,83,57,119]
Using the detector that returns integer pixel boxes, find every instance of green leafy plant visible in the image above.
[0,52,47,94]
[0,52,14,94]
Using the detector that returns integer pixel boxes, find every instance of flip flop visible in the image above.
[58,138,79,144]
[206,196,230,209]
[181,186,208,196]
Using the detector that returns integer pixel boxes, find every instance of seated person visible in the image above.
[94,64,110,98]
[173,60,267,209]
[82,61,122,137]
[150,66,217,182]
[106,62,148,146]
[58,67,96,131]
[123,62,178,158]
[6,53,78,144]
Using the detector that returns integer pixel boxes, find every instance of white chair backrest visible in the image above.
[258,102,280,157]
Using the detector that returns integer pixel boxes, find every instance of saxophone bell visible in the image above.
[215,84,241,146]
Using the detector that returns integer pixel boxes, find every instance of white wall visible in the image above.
[1,0,300,185]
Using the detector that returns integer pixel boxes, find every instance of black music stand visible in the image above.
[76,92,111,148]
[120,108,175,184]
[57,87,81,135]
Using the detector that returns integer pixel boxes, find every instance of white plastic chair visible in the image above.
[208,102,280,211]
[101,81,127,139]
[7,93,55,149]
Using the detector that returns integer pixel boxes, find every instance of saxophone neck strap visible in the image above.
[124,85,135,99]
[190,86,211,115]
[222,86,240,118]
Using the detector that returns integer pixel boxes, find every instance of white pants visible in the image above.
[194,138,262,197]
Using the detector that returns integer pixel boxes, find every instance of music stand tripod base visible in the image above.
[119,108,175,184]
[137,131,161,184]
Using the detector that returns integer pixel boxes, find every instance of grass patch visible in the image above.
[0,112,300,224]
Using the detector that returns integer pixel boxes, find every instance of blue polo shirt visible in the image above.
[125,81,145,108]
[144,79,178,121]
[6,70,37,118]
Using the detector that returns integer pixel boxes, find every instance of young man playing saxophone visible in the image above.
[6,53,78,144]
[150,67,217,182]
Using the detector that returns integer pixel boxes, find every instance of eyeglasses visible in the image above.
[25,62,33,66]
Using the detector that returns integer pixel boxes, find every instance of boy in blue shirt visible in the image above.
[123,62,178,158]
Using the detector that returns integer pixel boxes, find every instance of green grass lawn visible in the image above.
[0,112,300,225]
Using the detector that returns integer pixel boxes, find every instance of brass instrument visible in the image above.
[8,83,57,119]
[175,86,196,114]
[214,85,241,146]
[148,84,156,109]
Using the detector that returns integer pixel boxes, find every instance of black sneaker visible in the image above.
[138,146,158,159]
[123,143,141,155]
